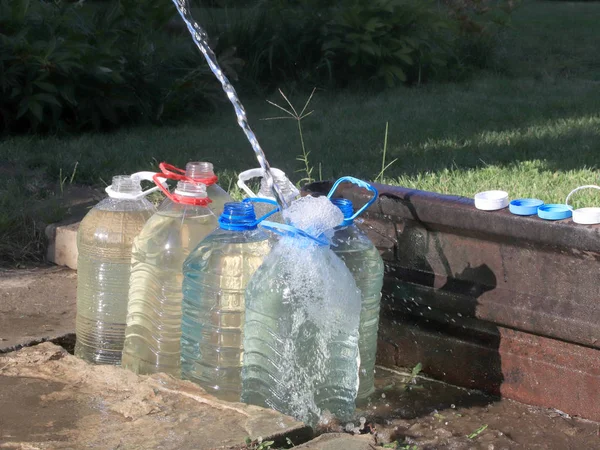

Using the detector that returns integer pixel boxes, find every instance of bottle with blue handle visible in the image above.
[180,201,274,401]
[328,177,384,401]
[241,195,362,426]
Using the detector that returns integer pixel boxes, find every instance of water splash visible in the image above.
[171,0,288,210]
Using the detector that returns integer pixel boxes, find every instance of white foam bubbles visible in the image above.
[283,196,343,236]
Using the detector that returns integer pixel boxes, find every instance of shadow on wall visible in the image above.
[376,191,503,417]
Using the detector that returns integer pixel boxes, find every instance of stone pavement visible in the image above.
[0,343,312,449]
[0,266,76,353]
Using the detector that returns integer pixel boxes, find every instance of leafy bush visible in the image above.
[322,0,453,87]
[0,0,241,133]
[210,0,517,89]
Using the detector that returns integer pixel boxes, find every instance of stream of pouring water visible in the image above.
[171,0,289,211]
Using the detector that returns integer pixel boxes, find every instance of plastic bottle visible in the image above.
[237,168,299,221]
[121,171,219,377]
[328,177,383,400]
[241,196,362,426]
[180,201,273,401]
[74,174,157,365]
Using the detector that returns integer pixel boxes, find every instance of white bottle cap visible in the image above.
[474,190,509,211]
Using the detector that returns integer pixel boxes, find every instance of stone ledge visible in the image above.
[45,219,80,270]
[0,343,312,449]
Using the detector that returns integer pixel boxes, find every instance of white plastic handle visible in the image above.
[237,167,289,198]
[565,185,600,224]
[105,171,168,200]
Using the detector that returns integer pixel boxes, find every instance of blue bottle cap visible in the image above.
[219,202,258,231]
[537,204,572,221]
[509,198,544,216]
[331,198,354,226]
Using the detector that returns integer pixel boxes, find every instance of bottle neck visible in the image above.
[331,198,354,226]
[108,175,142,197]
[259,175,295,199]
[219,202,258,231]
[186,162,216,185]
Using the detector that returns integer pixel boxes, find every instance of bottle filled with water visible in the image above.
[75,174,157,365]
[237,168,299,221]
[181,201,274,401]
[121,166,219,377]
[328,177,384,400]
[241,196,362,426]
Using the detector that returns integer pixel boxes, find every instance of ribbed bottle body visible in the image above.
[121,205,218,376]
[241,240,361,426]
[331,225,384,400]
[75,199,154,365]
[181,228,270,401]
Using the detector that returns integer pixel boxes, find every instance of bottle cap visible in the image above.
[565,185,600,225]
[537,204,572,221]
[474,191,509,211]
[509,198,544,216]
[572,207,600,225]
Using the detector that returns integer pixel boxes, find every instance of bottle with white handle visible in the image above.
[75,172,162,365]
[237,168,299,222]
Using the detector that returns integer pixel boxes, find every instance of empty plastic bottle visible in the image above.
[241,196,362,426]
[121,171,218,377]
[237,168,299,221]
[161,161,232,216]
[328,177,384,400]
[181,201,273,401]
[75,174,157,365]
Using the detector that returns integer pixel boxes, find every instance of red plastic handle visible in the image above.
[152,172,212,206]
[159,162,218,186]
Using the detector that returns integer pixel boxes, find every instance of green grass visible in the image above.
[2,0,600,264]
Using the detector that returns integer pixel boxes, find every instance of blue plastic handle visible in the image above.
[326,176,378,223]
[259,220,329,246]
[242,197,280,224]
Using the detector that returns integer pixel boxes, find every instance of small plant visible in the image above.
[375,122,398,183]
[263,88,317,185]
[467,424,488,439]
[59,162,79,195]
[404,362,423,391]
[244,437,275,450]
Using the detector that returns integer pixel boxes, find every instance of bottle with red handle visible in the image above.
[121,162,220,376]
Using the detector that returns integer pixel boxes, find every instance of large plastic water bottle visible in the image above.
[241,196,362,426]
[328,177,384,400]
[180,201,274,401]
[237,168,299,221]
[75,173,158,365]
[121,168,219,377]
[161,161,232,216]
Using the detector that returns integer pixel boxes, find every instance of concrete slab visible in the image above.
[0,343,311,449]
[0,266,76,353]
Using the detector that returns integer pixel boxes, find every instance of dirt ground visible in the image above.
[318,368,600,450]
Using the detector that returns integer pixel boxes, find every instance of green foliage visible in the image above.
[322,0,453,87]
[0,0,241,133]
[210,0,516,89]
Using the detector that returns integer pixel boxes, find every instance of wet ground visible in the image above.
[1,266,599,449]
[0,342,600,450]
[316,367,600,449]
